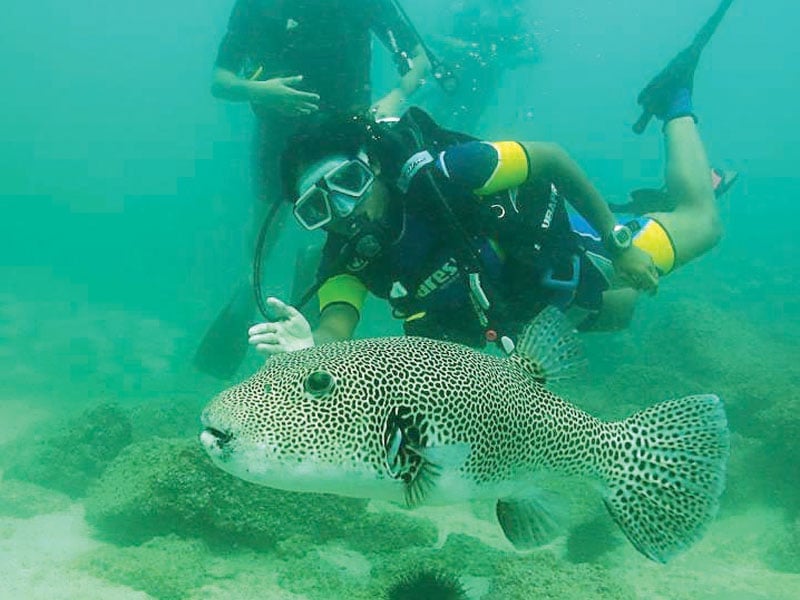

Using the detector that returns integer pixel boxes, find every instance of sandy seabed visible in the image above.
[0,491,798,600]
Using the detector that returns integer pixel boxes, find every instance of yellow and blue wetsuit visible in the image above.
[570,213,677,277]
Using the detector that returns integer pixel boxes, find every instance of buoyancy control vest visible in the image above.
[372,107,580,347]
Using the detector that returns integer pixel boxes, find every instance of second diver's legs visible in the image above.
[645,117,722,268]
[590,120,722,331]
[628,0,733,269]
[586,2,733,331]
[586,115,723,333]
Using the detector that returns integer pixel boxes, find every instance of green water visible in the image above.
[1,1,798,598]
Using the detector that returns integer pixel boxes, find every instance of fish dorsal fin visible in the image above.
[496,486,567,550]
[509,305,586,385]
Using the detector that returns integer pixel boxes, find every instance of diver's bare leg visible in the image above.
[588,288,639,331]
[644,117,721,269]
[632,0,734,269]
[588,119,722,331]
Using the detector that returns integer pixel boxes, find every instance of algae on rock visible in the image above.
[85,437,368,550]
[3,403,132,498]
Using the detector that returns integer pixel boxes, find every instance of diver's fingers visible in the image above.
[645,270,659,295]
[265,296,303,320]
[641,262,659,293]
[277,75,304,86]
[294,102,319,115]
[248,332,280,348]
[632,269,658,295]
[279,104,316,117]
[289,89,321,102]
[621,272,645,292]
[254,342,285,356]
[248,322,277,337]
[265,297,298,320]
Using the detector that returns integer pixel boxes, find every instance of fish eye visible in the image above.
[305,370,335,397]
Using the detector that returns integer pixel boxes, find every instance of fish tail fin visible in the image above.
[511,305,587,384]
[601,394,730,562]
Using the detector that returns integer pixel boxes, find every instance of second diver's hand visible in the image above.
[612,246,659,294]
[249,75,320,116]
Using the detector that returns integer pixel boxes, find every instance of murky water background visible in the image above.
[1,1,798,598]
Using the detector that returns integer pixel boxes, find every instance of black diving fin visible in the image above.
[633,0,735,134]
[609,167,739,215]
[192,277,255,380]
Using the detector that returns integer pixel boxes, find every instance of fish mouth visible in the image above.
[200,427,234,456]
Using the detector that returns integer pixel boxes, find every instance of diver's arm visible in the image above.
[211,66,265,102]
[314,303,360,345]
[522,142,616,241]
[371,0,431,117]
[522,141,658,292]
[313,273,366,343]
[397,43,431,98]
[372,44,430,118]
[213,0,267,104]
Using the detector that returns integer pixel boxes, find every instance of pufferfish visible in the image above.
[200,307,729,563]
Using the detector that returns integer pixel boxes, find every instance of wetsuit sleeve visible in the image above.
[630,217,677,275]
[215,0,258,72]
[573,215,677,276]
[316,239,369,314]
[436,141,530,196]
[318,274,369,314]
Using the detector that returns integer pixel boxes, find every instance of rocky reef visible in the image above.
[2,403,132,498]
[84,437,370,550]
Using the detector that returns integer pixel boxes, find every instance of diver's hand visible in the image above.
[248,297,314,356]
[613,246,659,294]
[370,89,405,120]
[250,75,320,116]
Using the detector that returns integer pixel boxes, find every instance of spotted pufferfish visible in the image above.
[200,307,729,563]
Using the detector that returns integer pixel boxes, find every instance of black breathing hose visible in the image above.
[252,200,285,319]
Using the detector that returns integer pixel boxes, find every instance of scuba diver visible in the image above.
[247,106,654,354]
[247,0,736,355]
[195,0,430,378]
[422,0,541,131]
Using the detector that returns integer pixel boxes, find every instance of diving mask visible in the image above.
[293,154,375,231]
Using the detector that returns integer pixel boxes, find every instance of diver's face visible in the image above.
[324,176,390,237]
[293,154,380,234]
[355,175,389,222]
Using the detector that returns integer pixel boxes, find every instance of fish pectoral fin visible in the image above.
[415,443,471,470]
[511,305,587,384]
[496,488,567,550]
[403,443,471,508]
